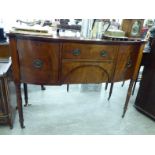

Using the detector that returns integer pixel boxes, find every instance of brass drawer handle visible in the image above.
[32,59,43,69]
[100,51,108,57]
[72,49,80,56]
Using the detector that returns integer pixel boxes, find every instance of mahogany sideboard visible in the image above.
[8,33,146,128]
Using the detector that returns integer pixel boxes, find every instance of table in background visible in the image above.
[0,60,16,128]
[0,42,10,58]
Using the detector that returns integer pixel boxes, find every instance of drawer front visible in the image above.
[62,43,116,60]
[17,40,59,84]
[61,60,113,84]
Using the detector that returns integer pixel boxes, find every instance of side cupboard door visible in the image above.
[17,39,60,84]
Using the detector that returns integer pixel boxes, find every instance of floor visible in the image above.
[0,81,155,135]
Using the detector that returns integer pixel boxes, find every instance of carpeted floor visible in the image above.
[0,81,155,135]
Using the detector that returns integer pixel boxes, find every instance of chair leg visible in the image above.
[41,85,46,90]
[23,83,28,107]
[67,84,69,92]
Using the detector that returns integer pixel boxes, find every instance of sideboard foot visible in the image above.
[15,83,25,129]
[41,85,46,90]
[122,80,134,118]
[121,81,125,87]
[67,84,69,92]
[20,120,25,128]
[108,83,114,100]
[23,83,28,106]
[105,82,108,90]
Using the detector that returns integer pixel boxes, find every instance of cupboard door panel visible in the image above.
[113,45,140,82]
[17,40,59,84]
[61,61,113,84]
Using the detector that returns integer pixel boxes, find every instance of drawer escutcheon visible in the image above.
[32,59,44,69]
[72,49,81,56]
[126,59,132,68]
[100,51,108,57]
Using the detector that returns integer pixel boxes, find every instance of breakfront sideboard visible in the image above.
[8,33,145,128]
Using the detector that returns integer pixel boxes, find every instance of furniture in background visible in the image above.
[121,19,144,38]
[0,60,16,128]
[8,32,145,128]
[0,42,10,58]
[135,38,155,119]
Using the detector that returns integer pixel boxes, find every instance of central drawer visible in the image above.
[62,43,116,60]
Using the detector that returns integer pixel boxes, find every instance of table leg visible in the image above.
[132,66,141,96]
[121,81,125,87]
[41,85,46,90]
[122,80,134,118]
[15,83,25,128]
[23,83,28,107]
[108,82,114,100]
[105,82,108,90]
[67,84,69,92]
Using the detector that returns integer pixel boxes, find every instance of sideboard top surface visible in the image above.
[8,33,146,45]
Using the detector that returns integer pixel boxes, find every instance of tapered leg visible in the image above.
[122,80,134,118]
[41,85,46,90]
[132,81,136,96]
[67,84,69,92]
[15,83,25,128]
[132,66,141,95]
[105,82,108,90]
[23,83,28,107]
[121,81,125,87]
[108,83,114,100]
[8,119,13,129]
